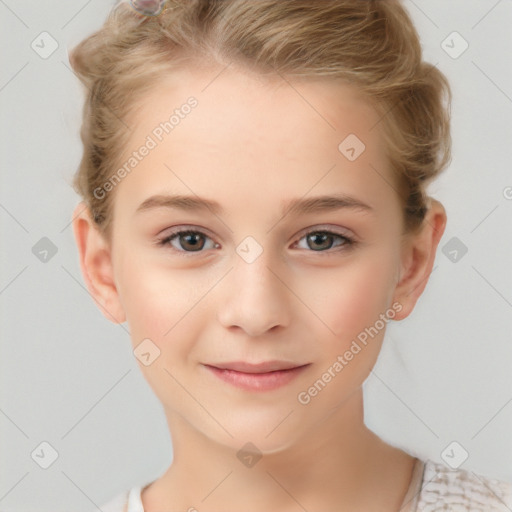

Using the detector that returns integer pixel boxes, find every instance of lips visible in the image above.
[209,361,305,373]
[203,361,310,392]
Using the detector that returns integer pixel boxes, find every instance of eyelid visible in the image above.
[158,224,355,240]
[294,224,355,242]
[157,224,215,240]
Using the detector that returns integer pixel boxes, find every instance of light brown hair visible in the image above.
[70,0,452,239]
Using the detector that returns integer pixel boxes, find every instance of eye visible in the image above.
[293,229,355,253]
[157,226,356,255]
[158,228,218,253]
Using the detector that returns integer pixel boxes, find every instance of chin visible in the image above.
[199,412,305,455]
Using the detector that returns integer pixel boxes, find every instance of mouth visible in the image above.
[203,361,311,392]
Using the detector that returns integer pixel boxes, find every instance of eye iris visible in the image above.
[180,232,205,251]
[307,232,333,251]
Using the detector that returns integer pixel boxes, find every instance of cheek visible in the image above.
[114,256,188,347]
[312,252,398,343]
[114,255,216,364]
[115,261,204,397]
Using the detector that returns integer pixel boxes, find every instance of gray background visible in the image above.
[1,1,511,510]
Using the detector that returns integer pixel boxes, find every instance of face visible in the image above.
[81,64,426,453]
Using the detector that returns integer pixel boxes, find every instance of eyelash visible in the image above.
[156,226,356,256]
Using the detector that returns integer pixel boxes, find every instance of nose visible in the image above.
[216,250,291,337]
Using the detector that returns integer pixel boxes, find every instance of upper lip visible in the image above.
[205,361,309,373]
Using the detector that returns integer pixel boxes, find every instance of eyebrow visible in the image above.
[135,193,374,217]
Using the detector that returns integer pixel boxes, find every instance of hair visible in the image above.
[70,0,452,240]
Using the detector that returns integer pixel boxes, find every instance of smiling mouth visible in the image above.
[203,361,311,391]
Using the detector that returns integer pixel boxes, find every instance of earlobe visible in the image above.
[392,199,447,321]
[71,202,126,324]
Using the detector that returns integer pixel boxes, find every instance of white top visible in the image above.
[98,458,512,511]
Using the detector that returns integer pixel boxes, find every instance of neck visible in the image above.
[142,389,415,512]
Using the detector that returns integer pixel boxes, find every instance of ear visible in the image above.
[71,202,126,324]
[391,198,447,321]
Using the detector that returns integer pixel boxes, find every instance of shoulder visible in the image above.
[95,480,153,512]
[96,489,130,512]
[417,459,512,510]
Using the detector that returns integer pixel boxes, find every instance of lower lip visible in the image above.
[204,364,310,392]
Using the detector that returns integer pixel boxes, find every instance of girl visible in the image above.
[71,0,512,510]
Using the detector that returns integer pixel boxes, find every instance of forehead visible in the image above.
[114,64,398,220]
[127,64,383,154]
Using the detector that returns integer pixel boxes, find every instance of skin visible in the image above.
[73,63,446,511]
